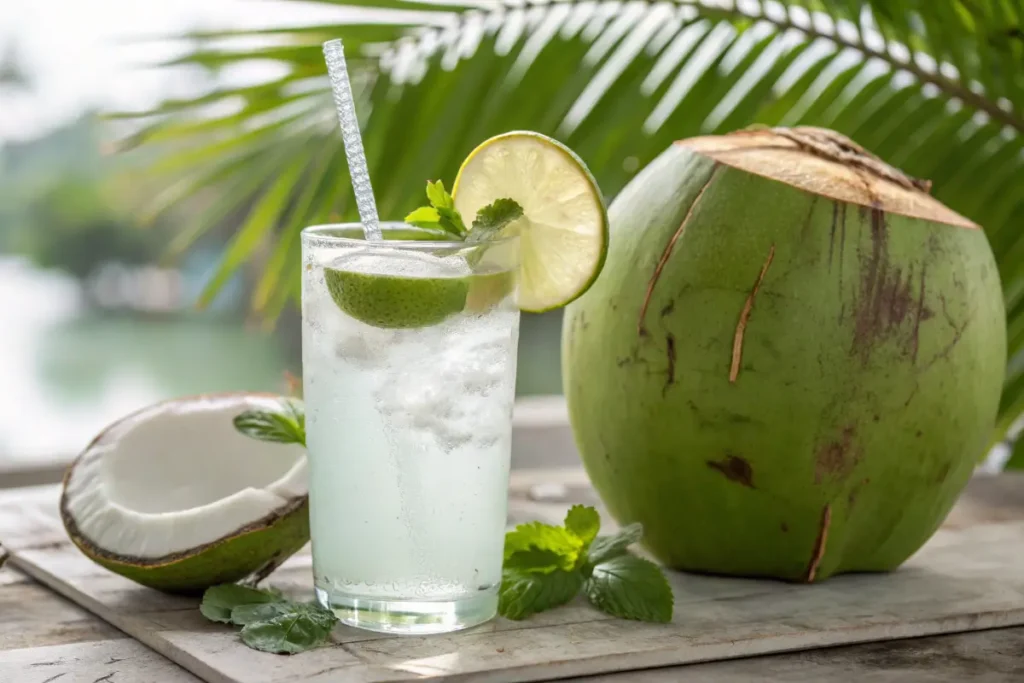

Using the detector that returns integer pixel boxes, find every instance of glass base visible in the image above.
[315,586,498,635]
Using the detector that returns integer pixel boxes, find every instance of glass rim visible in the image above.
[301,222,519,250]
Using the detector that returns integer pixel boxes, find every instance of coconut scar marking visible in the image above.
[805,504,831,582]
[730,245,776,383]
[706,454,754,488]
[637,165,719,337]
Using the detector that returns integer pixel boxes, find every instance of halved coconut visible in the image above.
[61,393,308,594]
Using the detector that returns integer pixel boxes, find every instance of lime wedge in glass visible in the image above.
[324,252,470,329]
[453,131,608,313]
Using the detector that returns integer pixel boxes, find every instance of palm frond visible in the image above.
[125,0,1024,430]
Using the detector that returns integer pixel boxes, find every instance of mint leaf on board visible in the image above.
[200,584,279,624]
[467,198,523,243]
[586,523,643,567]
[504,522,583,573]
[233,398,305,446]
[564,504,600,547]
[503,547,569,574]
[498,568,583,620]
[202,584,338,654]
[584,554,674,623]
[231,602,296,626]
[239,603,338,654]
[500,507,672,623]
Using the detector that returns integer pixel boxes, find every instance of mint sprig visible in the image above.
[406,180,468,237]
[405,180,522,242]
[466,198,524,243]
[500,506,673,623]
[504,521,583,573]
[200,584,337,654]
[233,398,305,446]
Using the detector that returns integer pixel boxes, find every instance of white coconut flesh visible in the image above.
[63,394,307,560]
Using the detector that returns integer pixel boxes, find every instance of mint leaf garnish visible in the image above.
[200,584,279,623]
[499,507,672,623]
[239,603,337,654]
[405,180,467,238]
[584,554,674,623]
[564,504,600,548]
[499,569,583,620]
[587,523,643,566]
[406,180,523,243]
[201,585,338,654]
[404,206,441,230]
[503,522,583,573]
[467,198,523,243]
[425,179,455,212]
[233,398,305,446]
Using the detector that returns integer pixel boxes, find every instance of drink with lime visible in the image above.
[302,132,608,634]
[301,224,520,633]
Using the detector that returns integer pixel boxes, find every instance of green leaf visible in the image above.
[587,523,644,567]
[200,584,279,624]
[563,504,600,547]
[425,179,455,211]
[425,180,467,236]
[196,155,307,309]
[498,568,583,621]
[239,603,338,654]
[230,602,295,626]
[585,555,674,623]
[467,198,524,243]
[1005,438,1024,470]
[503,547,570,574]
[436,207,468,238]
[404,205,441,230]
[233,398,305,446]
[503,522,584,572]
[406,180,467,237]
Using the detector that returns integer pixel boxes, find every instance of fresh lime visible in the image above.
[323,252,470,329]
[453,131,608,312]
[465,269,517,313]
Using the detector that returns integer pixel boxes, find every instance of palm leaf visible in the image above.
[124,0,1024,433]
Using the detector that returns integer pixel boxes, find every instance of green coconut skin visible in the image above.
[562,136,1006,582]
[62,495,310,595]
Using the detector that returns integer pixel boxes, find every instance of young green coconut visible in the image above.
[60,393,308,594]
[563,127,1005,582]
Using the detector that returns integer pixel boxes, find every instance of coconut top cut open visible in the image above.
[62,393,307,566]
[677,126,977,229]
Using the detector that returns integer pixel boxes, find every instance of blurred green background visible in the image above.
[1,0,1022,468]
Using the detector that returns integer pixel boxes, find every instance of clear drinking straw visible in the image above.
[322,39,383,241]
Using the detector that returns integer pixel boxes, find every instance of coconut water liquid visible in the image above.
[301,238,519,632]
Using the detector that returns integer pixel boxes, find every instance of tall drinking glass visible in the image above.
[301,223,520,634]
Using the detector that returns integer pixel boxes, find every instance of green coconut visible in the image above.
[562,127,1006,582]
[60,393,309,594]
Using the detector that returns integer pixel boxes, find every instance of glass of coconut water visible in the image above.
[301,223,520,634]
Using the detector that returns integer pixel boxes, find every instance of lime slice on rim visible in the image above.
[452,131,608,313]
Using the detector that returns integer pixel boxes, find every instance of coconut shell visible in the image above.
[562,127,1005,582]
